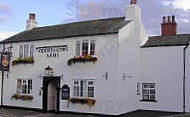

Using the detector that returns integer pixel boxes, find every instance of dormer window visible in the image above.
[75,40,95,56]
[19,44,34,58]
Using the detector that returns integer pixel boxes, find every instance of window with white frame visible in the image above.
[19,44,34,58]
[75,41,81,56]
[75,40,95,56]
[17,79,33,94]
[73,80,94,98]
[142,83,155,101]
[90,40,95,55]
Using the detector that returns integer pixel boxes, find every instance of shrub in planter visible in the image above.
[68,98,96,108]
[11,94,33,101]
[67,55,97,66]
[12,57,35,66]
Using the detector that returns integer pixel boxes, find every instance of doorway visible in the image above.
[42,76,60,112]
[47,81,57,111]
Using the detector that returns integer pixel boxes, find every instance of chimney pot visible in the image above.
[131,0,137,4]
[172,15,175,22]
[29,13,36,20]
[163,16,166,23]
[167,16,171,23]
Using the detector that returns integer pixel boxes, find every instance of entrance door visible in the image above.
[47,81,57,111]
[42,76,60,112]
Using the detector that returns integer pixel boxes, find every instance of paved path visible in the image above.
[0,108,189,117]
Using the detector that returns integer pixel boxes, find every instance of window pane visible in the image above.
[22,85,27,94]
[30,45,34,58]
[88,81,94,85]
[19,45,23,58]
[90,40,95,55]
[150,95,155,100]
[144,95,149,99]
[17,79,22,93]
[75,41,80,56]
[83,81,87,97]
[80,81,83,97]
[82,40,88,56]
[143,84,149,88]
[143,89,149,95]
[24,45,29,58]
[143,83,156,101]
[28,80,32,94]
[150,84,155,88]
[150,90,155,94]
[88,87,94,97]
[74,81,79,85]
[73,86,79,97]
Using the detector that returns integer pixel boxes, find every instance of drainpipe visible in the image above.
[183,42,189,113]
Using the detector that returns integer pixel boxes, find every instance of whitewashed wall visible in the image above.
[140,46,188,112]
[116,4,148,115]
[2,33,121,115]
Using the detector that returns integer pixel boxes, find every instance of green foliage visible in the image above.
[12,57,35,66]
[11,94,33,101]
[67,56,97,66]
[68,98,96,107]
[67,58,73,66]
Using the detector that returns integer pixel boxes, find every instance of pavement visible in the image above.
[0,108,189,117]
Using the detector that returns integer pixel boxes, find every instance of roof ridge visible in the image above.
[33,17,126,30]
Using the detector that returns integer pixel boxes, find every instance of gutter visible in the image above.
[183,42,189,113]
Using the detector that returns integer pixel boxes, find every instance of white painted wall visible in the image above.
[116,4,148,115]
[2,33,120,115]
[140,46,185,112]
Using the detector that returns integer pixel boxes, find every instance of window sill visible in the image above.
[140,99,158,102]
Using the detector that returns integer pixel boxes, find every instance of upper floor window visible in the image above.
[73,80,94,98]
[17,79,33,94]
[75,40,95,56]
[19,44,34,58]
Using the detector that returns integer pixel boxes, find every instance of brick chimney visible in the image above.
[161,15,177,36]
[26,13,38,31]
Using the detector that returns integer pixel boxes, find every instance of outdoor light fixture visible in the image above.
[44,66,54,76]
[39,89,42,95]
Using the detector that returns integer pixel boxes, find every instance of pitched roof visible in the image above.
[1,17,130,43]
[142,34,190,48]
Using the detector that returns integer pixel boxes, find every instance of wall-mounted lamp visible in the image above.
[39,89,42,95]
[44,66,54,76]
[123,73,132,80]
[102,72,108,80]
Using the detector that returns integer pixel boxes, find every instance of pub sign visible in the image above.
[0,53,10,71]
[62,84,70,100]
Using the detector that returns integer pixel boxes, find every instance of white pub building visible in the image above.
[1,0,190,116]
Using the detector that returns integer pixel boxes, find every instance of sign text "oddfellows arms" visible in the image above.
[36,45,68,58]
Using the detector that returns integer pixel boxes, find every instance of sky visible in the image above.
[0,0,190,40]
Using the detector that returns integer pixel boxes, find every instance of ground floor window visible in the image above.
[73,80,94,98]
[17,79,32,94]
[142,83,155,101]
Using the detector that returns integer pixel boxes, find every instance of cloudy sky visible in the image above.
[0,0,190,40]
